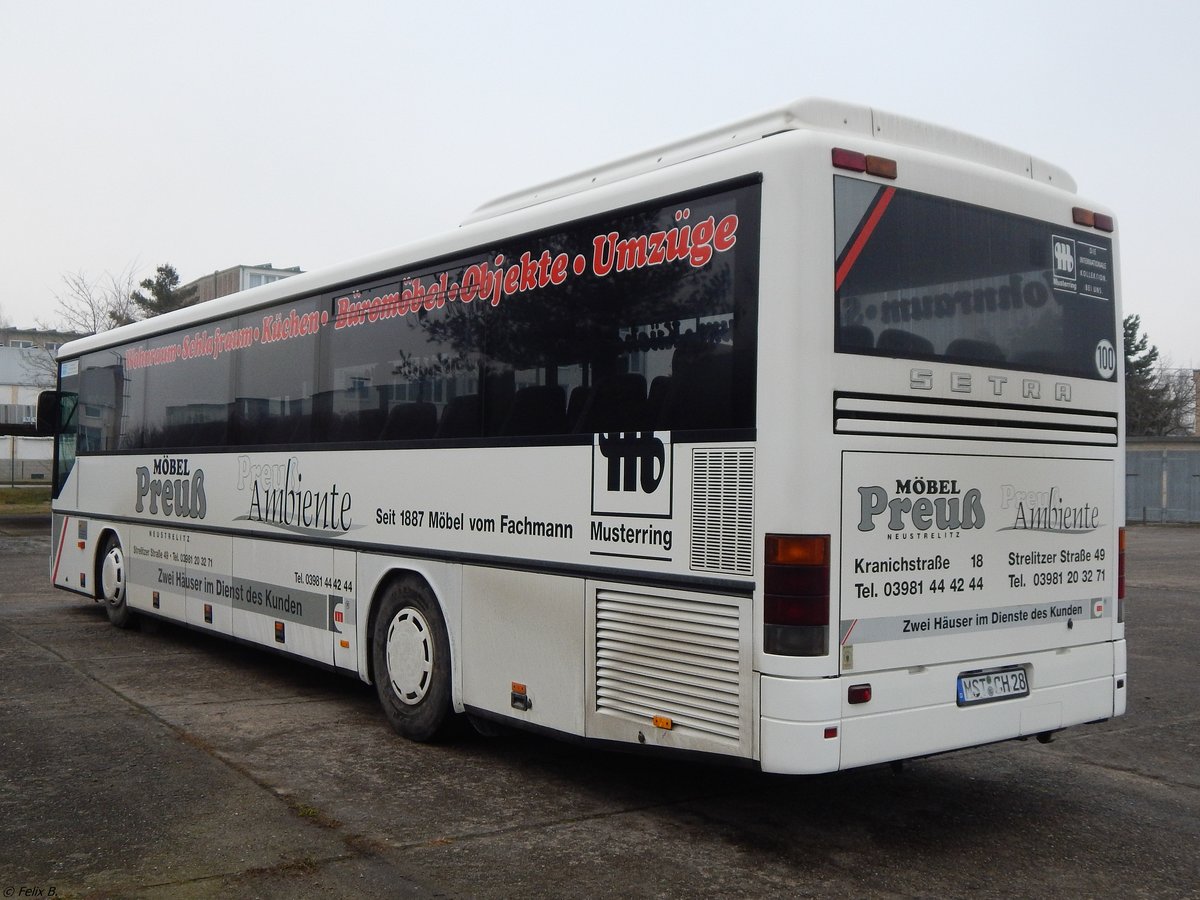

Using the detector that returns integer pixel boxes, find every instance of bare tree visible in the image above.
[1129,365,1198,436]
[44,263,141,334]
[16,263,142,388]
[17,346,56,389]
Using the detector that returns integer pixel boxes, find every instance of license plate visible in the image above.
[956,666,1029,706]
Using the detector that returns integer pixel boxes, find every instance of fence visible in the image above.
[1126,439,1200,524]
[0,459,52,485]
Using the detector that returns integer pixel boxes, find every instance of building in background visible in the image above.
[1126,433,1200,524]
[1,328,83,483]
[1,267,302,483]
[2,326,79,357]
[183,263,302,304]
[1126,367,1199,523]
[1195,370,1200,436]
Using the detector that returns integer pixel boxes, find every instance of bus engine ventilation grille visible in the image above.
[595,589,743,743]
[690,448,755,575]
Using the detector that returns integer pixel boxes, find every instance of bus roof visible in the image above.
[464,98,1076,224]
[57,98,1078,362]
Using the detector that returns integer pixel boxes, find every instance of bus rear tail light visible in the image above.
[764,534,830,656]
[1117,526,1126,623]
[831,148,898,179]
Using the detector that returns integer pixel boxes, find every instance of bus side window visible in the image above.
[661,343,732,431]
[572,373,647,433]
[437,395,481,439]
[501,385,567,436]
[566,386,592,429]
[379,402,437,441]
[646,375,671,426]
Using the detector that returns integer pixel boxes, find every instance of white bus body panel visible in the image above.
[839,452,1117,674]
[837,640,1119,770]
[461,568,586,735]
[760,639,1121,774]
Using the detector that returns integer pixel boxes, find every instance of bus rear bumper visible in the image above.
[759,639,1125,775]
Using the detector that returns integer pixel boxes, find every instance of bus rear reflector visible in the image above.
[848,684,873,704]
[764,534,830,656]
[1117,526,1126,623]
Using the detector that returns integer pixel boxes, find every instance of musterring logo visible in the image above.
[237,456,352,533]
[858,477,985,538]
[591,431,672,520]
[1054,239,1076,275]
[597,432,666,494]
[1000,484,1100,533]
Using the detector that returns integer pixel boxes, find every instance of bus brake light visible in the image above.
[764,534,830,657]
[831,148,867,172]
[832,148,898,179]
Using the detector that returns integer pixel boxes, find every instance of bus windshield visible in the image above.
[834,176,1117,381]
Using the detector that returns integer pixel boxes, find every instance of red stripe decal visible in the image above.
[51,516,70,585]
[835,186,896,292]
[840,619,858,646]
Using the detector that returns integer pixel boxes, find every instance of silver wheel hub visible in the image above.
[101,546,125,605]
[385,608,434,705]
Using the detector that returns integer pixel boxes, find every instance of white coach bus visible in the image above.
[27,100,1126,773]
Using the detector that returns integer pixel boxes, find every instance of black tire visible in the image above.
[466,712,510,738]
[371,576,453,741]
[97,533,135,629]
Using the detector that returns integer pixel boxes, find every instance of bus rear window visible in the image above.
[834,176,1117,381]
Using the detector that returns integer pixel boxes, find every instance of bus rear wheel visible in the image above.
[371,576,453,742]
[98,534,135,629]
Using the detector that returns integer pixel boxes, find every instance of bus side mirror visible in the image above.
[0,390,58,437]
[35,390,60,437]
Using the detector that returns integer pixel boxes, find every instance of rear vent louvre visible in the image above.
[690,448,755,575]
[595,589,743,743]
[835,392,1119,446]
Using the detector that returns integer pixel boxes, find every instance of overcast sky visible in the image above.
[2,0,1197,367]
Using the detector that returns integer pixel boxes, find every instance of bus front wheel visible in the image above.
[371,577,453,742]
[98,534,135,629]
